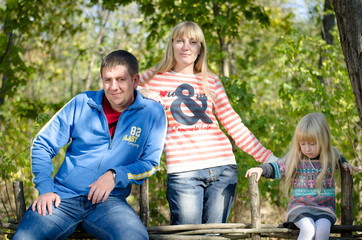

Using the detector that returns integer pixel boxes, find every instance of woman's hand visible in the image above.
[139,88,165,107]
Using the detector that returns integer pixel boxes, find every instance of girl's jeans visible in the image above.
[167,164,238,225]
[13,195,148,240]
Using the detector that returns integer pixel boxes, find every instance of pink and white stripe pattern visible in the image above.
[140,69,274,173]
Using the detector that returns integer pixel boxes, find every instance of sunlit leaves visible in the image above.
[0,0,360,224]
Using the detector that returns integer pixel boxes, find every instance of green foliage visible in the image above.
[212,2,360,224]
[148,153,169,225]
[0,0,85,105]
[0,0,361,227]
[133,0,271,71]
[0,86,69,219]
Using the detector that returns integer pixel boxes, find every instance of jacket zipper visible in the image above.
[90,103,113,149]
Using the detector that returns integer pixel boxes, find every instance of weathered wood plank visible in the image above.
[248,173,261,240]
[140,178,149,227]
[147,223,250,233]
[340,167,354,238]
[13,181,26,222]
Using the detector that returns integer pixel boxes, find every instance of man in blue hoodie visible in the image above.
[13,50,167,240]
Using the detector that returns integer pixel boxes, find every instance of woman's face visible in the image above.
[172,35,201,71]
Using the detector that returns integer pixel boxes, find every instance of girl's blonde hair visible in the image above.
[145,21,213,99]
[282,112,340,194]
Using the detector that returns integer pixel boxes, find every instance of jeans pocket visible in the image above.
[230,164,238,169]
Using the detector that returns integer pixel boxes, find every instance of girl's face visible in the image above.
[300,141,320,159]
[172,35,201,71]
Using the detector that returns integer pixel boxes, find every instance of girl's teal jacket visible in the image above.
[31,90,167,199]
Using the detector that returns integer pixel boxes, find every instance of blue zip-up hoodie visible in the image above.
[31,89,167,199]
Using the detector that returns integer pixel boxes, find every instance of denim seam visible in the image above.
[54,221,80,240]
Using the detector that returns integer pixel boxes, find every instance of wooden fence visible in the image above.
[1,167,361,239]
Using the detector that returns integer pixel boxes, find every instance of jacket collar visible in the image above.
[91,89,145,111]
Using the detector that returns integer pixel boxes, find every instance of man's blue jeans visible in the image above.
[13,195,148,240]
[167,164,238,225]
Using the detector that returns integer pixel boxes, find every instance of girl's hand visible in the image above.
[342,162,362,175]
[245,167,263,182]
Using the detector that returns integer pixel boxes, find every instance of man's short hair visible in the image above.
[100,50,139,78]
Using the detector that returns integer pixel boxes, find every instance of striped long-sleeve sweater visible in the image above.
[140,69,277,174]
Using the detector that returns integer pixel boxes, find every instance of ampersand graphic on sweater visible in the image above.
[170,83,212,126]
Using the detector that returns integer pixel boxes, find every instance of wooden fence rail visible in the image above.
[1,167,361,239]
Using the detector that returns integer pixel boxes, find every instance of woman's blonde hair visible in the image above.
[145,21,213,99]
[281,112,340,194]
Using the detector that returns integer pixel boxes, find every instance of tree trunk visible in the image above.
[333,0,362,126]
[322,0,334,45]
[0,16,15,126]
[85,8,110,91]
[228,41,237,76]
[318,0,335,85]
[212,2,230,77]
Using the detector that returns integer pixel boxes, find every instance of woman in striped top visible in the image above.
[139,21,277,225]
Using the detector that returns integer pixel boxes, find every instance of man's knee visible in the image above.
[13,229,37,240]
[13,210,42,240]
[85,219,148,240]
[116,214,148,239]
[116,224,149,240]
[13,208,76,240]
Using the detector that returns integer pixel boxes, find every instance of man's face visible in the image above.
[102,65,139,112]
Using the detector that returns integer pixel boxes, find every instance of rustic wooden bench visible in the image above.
[2,167,361,239]
[145,167,362,239]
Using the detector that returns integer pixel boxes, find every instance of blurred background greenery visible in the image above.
[0,0,360,230]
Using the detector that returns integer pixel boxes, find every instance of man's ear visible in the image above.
[133,74,140,89]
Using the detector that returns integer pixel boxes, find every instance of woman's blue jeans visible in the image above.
[13,195,148,240]
[167,164,238,225]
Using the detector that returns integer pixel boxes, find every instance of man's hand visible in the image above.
[245,167,264,182]
[32,192,61,216]
[88,170,115,204]
[342,162,362,175]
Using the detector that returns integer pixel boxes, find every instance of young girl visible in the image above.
[245,112,361,240]
[139,21,278,225]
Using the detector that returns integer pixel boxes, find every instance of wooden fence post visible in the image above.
[140,178,149,227]
[13,181,26,222]
[249,173,261,240]
[340,167,353,238]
